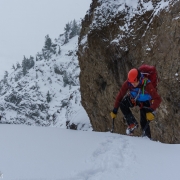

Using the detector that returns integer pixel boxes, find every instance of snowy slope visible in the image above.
[0,124,180,180]
[0,32,91,130]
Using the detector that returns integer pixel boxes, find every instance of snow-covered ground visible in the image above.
[0,124,179,180]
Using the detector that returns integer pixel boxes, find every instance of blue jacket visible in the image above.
[128,77,152,102]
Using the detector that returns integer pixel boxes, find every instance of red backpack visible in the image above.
[138,64,159,90]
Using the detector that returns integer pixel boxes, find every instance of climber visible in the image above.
[110,68,161,138]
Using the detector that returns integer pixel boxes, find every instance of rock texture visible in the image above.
[78,0,180,143]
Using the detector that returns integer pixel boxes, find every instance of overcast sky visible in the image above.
[0,0,91,79]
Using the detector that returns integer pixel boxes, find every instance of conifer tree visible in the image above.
[63,71,69,87]
[16,62,21,69]
[64,32,69,44]
[4,71,8,78]
[44,35,52,51]
[22,56,27,76]
[69,20,79,39]
[3,71,8,84]
[42,35,53,60]
[12,64,16,71]
[46,91,51,103]
[21,55,35,76]
[29,56,35,69]
[64,22,71,33]
[58,45,61,55]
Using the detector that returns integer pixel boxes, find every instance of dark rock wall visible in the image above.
[78,0,180,143]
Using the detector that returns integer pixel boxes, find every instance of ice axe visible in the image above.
[141,120,150,137]
[110,118,115,133]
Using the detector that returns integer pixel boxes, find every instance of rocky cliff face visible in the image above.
[78,0,180,143]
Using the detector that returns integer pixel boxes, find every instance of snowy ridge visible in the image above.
[0,33,91,130]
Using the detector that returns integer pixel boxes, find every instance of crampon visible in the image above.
[126,123,138,136]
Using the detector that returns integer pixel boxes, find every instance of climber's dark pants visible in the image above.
[119,95,152,138]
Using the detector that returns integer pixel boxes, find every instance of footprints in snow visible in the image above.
[70,135,136,180]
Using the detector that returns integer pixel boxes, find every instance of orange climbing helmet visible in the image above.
[128,68,141,83]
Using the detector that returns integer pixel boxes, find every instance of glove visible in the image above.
[146,111,155,121]
[110,108,118,119]
[110,112,117,119]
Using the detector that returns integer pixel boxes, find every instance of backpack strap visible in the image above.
[142,78,148,95]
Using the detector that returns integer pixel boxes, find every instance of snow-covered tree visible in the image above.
[44,35,52,51]
[22,56,35,76]
[22,56,28,76]
[69,20,80,39]
[4,71,8,79]
[58,45,61,55]
[64,22,71,33]
[12,64,16,71]
[16,62,21,69]
[64,32,69,44]
[46,91,51,103]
